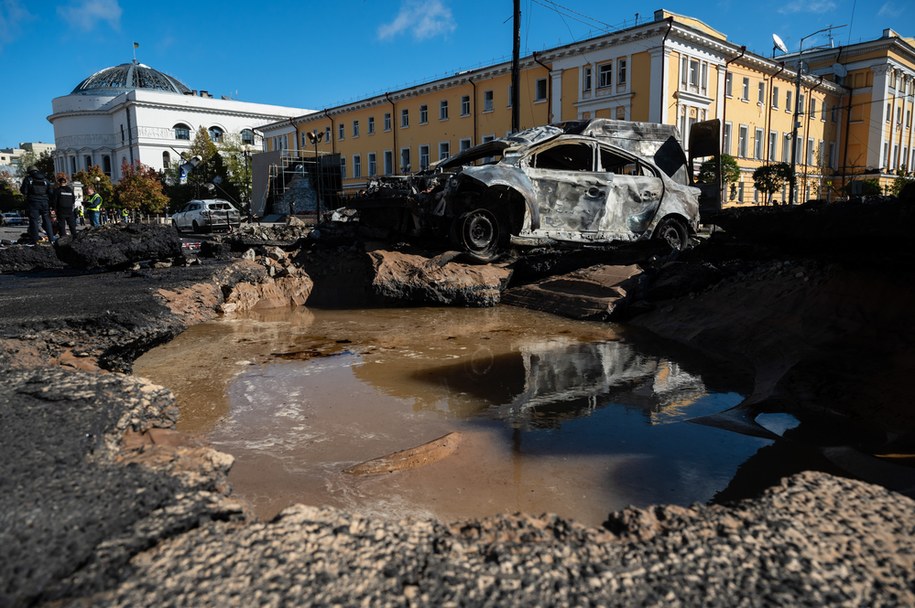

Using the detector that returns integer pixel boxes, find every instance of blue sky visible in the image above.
[0,0,906,148]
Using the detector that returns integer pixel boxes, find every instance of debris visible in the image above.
[343,432,462,475]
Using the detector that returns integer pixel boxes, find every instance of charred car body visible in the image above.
[345,119,720,261]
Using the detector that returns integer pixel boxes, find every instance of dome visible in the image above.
[71,61,191,95]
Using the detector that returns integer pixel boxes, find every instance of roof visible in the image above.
[71,61,191,96]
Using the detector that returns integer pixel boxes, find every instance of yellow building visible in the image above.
[258,9,913,210]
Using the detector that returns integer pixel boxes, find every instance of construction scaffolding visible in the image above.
[251,150,342,222]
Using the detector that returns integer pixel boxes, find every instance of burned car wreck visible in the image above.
[341,119,720,261]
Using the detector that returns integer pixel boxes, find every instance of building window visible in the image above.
[439,141,450,161]
[103,155,111,176]
[174,124,190,140]
[440,100,449,120]
[401,109,410,128]
[400,148,410,172]
[782,136,790,163]
[241,128,255,145]
[483,90,494,112]
[368,116,375,134]
[741,77,750,101]
[535,78,547,101]
[786,90,792,112]
[757,82,765,104]
[459,138,472,152]
[420,145,430,169]
[353,120,360,137]
[772,86,779,109]
[83,155,92,170]
[806,139,814,166]
[583,66,592,92]
[461,95,470,116]
[723,123,732,155]
[616,106,626,120]
[420,105,428,124]
[598,62,612,88]
[829,143,837,169]
[681,57,706,94]
[754,128,763,160]
[340,156,346,179]
[208,126,224,142]
[799,94,805,115]
[384,113,392,131]
[338,123,345,140]
[769,131,777,161]
[617,59,627,86]
[810,99,816,119]
[368,152,376,177]
[353,155,361,178]
[384,150,393,175]
[162,151,170,168]
[725,73,733,97]
[738,125,748,157]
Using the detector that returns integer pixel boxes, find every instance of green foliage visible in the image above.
[0,173,24,210]
[752,163,794,203]
[163,128,241,211]
[890,174,914,197]
[114,161,169,213]
[217,134,253,206]
[73,165,114,205]
[14,150,55,179]
[698,154,740,186]
[844,178,881,197]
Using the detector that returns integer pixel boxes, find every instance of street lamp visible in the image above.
[773,25,846,205]
[306,129,324,222]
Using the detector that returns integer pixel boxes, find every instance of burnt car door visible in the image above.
[595,144,665,239]
[523,139,610,238]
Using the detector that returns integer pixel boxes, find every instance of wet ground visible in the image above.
[134,305,839,526]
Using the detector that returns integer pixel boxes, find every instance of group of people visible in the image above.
[18,166,103,245]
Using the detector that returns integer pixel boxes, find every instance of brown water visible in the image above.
[135,306,769,526]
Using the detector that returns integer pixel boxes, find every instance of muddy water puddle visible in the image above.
[136,306,772,526]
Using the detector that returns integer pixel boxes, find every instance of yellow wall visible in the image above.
[630,52,652,122]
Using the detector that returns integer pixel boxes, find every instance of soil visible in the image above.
[0,209,913,606]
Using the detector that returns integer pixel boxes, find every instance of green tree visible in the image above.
[73,165,114,206]
[698,154,741,201]
[0,172,24,210]
[15,150,55,179]
[217,133,252,206]
[115,161,169,214]
[752,163,794,205]
[890,171,914,197]
[844,178,881,198]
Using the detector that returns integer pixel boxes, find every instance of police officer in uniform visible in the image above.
[52,175,78,237]
[19,166,55,244]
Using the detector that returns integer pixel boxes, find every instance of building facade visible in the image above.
[259,9,914,206]
[49,61,311,183]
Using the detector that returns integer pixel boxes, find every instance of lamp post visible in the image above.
[306,129,324,222]
[774,25,846,205]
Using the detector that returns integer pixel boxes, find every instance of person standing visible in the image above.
[84,185,102,227]
[52,175,78,237]
[19,166,55,244]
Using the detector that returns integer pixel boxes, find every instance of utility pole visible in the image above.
[511,0,520,134]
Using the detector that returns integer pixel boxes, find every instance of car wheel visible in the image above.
[456,208,502,262]
[653,217,689,251]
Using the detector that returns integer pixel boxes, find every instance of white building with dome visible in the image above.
[49,61,312,182]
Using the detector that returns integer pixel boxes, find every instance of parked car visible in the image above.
[345,119,720,261]
[171,199,240,233]
[1,212,27,227]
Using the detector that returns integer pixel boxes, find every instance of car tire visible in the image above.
[653,216,689,251]
[455,208,502,262]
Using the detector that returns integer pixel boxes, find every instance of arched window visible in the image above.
[162,151,171,168]
[241,128,255,145]
[208,126,224,142]
[174,123,191,140]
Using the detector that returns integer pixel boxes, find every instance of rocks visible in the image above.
[369,249,513,307]
[0,241,66,272]
[54,224,184,270]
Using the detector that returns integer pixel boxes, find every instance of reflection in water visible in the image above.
[136,306,768,526]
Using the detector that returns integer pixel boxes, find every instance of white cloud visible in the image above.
[877,2,904,18]
[777,0,837,14]
[57,0,122,32]
[0,0,32,47]
[377,0,456,42]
